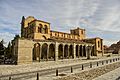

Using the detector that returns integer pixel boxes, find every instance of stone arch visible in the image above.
[39,24,42,27]
[49,44,55,61]
[58,44,63,59]
[33,43,41,61]
[41,43,48,61]
[64,44,69,59]
[76,45,79,58]
[69,45,74,58]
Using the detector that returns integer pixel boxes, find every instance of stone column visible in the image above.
[87,46,92,59]
[68,46,70,59]
[47,45,49,61]
[78,45,80,58]
[82,45,84,57]
[39,46,42,62]
[91,45,94,56]
[73,43,76,59]
[55,42,58,61]
[86,46,88,58]
[63,45,64,59]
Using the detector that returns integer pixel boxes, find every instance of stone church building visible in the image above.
[12,16,104,64]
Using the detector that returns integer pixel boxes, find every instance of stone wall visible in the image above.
[17,39,33,64]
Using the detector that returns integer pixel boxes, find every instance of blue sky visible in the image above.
[0,0,120,46]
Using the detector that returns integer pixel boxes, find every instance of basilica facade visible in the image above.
[12,16,104,64]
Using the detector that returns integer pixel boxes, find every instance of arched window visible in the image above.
[98,41,100,48]
[38,24,42,33]
[44,25,48,34]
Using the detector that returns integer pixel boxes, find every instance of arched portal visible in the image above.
[76,45,79,58]
[33,43,40,61]
[80,45,82,57]
[64,45,69,59]
[58,44,63,59]
[49,44,55,61]
[69,45,74,58]
[41,43,48,61]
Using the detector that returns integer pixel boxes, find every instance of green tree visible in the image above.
[14,34,20,39]
[6,42,12,58]
[0,39,5,56]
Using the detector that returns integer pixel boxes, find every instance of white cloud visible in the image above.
[0,0,120,46]
[85,0,120,32]
[0,32,15,46]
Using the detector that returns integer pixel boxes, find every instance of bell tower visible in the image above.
[20,16,50,40]
[70,27,86,40]
[21,16,25,37]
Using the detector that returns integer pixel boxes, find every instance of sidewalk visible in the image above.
[0,55,119,76]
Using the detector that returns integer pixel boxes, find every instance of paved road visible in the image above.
[0,57,120,80]
[93,65,120,80]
